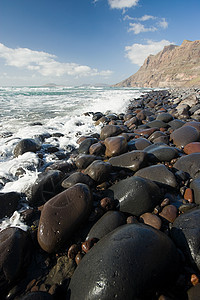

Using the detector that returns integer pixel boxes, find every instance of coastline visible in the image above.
[1,86,200,299]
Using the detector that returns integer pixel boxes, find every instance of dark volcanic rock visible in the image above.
[100,125,123,140]
[78,138,98,154]
[170,125,200,148]
[156,112,173,123]
[171,208,200,271]
[108,176,162,216]
[0,227,32,292]
[135,164,177,188]
[104,136,127,157]
[109,150,147,171]
[0,192,20,219]
[37,183,92,253]
[13,138,41,157]
[144,143,178,162]
[84,160,112,183]
[75,155,102,169]
[61,172,94,189]
[174,153,200,179]
[87,211,126,240]
[68,224,180,300]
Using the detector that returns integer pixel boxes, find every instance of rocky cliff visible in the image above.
[115,40,200,88]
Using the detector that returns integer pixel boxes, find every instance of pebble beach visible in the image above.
[1,87,200,300]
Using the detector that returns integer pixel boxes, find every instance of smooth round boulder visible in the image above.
[109,150,147,172]
[174,153,200,179]
[168,119,185,130]
[171,208,200,271]
[78,138,98,154]
[144,143,178,162]
[61,172,94,189]
[68,224,180,300]
[170,126,200,148]
[13,138,41,157]
[184,142,200,154]
[87,211,126,240]
[100,125,123,140]
[156,112,173,123]
[190,177,200,205]
[37,183,92,253]
[146,120,169,128]
[135,164,178,188]
[75,155,102,169]
[104,136,127,157]
[108,176,162,216]
[84,160,112,183]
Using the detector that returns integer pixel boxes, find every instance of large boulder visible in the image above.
[37,183,92,253]
[68,224,180,300]
[84,160,112,184]
[170,126,200,148]
[174,153,200,179]
[13,138,41,157]
[109,150,147,171]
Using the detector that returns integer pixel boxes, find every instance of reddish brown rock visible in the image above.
[140,212,162,230]
[184,188,194,203]
[184,142,200,154]
[159,205,178,223]
[104,136,127,157]
[37,183,92,253]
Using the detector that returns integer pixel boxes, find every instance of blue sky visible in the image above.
[0,0,199,86]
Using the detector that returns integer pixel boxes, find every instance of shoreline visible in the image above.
[1,87,200,299]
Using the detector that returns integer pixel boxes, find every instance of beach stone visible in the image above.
[45,161,73,173]
[168,119,185,130]
[109,150,147,171]
[92,112,103,121]
[183,121,200,132]
[37,183,92,253]
[28,170,63,207]
[159,205,178,223]
[187,283,200,300]
[184,142,200,154]
[135,164,177,188]
[100,125,123,140]
[104,136,127,157]
[146,120,169,128]
[75,155,102,169]
[176,103,190,118]
[61,172,94,189]
[0,227,32,291]
[68,223,180,300]
[89,142,105,156]
[190,178,200,204]
[13,138,41,157]
[144,143,178,162]
[45,256,76,286]
[134,127,158,137]
[87,211,126,240]
[124,116,138,128]
[108,176,162,216]
[171,208,200,271]
[0,192,20,219]
[21,292,53,300]
[140,212,162,230]
[95,116,109,125]
[170,125,200,148]
[174,153,200,179]
[84,160,112,183]
[184,188,193,203]
[149,131,167,142]
[136,109,153,120]
[130,137,152,150]
[153,135,169,144]
[78,138,98,154]
[156,112,173,123]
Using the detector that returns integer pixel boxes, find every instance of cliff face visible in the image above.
[115,40,200,88]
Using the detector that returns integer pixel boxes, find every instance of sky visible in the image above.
[0,0,200,86]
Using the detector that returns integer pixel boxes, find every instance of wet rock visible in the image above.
[170,126,200,148]
[84,160,112,184]
[100,197,116,211]
[0,192,20,219]
[104,136,127,157]
[144,143,178,162]
[87,211,126,240]
[89,142,105,156]
[75,155,102,169]
[146,120,169,128]
[0,227,32,292]
[37,183,92,253]
[156,112,173,123]
[174,153,200,179]
[45,256,76,286]
[140,212,162,230]
[184,142,200,154]
[184,188,193,203]
[100,125,123,140]
[78,138,98,154]
[13,138,41,157]
[171,208,200,271]
[61,172,94,189]
[45,161,73,173]
[149,131,167,142]
[92,112,104,121]
[109,150,147,171]
[135,164,178,188]
[28,170,64,207]
[159,205,178,223]
[134,127,158,137]
[128,137,152,151]
[190,178,200,204]
[108,176,162,216]
[68,224,180,300]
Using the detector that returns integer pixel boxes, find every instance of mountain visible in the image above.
[114,40,200,88]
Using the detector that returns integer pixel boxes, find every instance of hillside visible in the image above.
[114,40,200,88]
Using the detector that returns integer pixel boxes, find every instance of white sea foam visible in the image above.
[0,85,147,231]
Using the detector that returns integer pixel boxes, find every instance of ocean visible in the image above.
[0,85,150,230]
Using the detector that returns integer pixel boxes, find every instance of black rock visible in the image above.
[78,138,98,154]
[0,192,20,219]
[21,292,53,300]
[13,138,41,157]
[174,153,200,179]
[144,143,178,162]
[61,172,95,188]
[75,155,103,169]
[109,150,147,171]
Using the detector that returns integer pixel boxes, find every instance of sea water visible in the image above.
[0,85,149,230]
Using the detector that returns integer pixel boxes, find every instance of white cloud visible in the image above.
[125,39,173,66]
[0,43,112,78]
[108,0,139,9]
[137,15,156,21]
[128,22,157,34]
[158,18,168,29]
